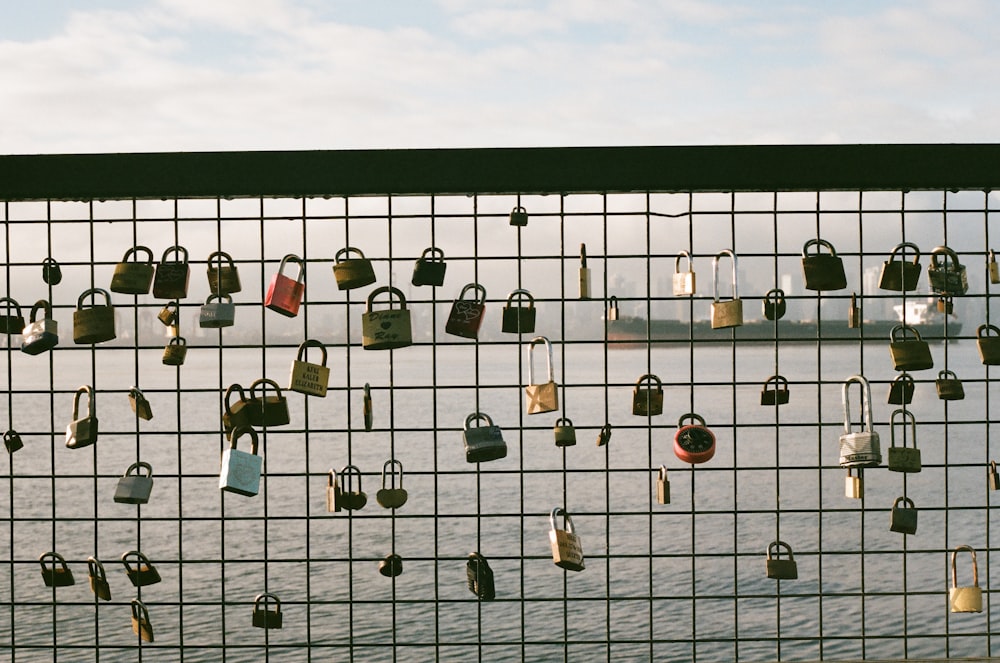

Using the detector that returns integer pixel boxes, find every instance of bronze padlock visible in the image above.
[760,374,789,406]
[362,286,412,350]
[848,292,861,329]
[656,465,670,505]
[157,301,179,326]
[762,288,785,321]
[889,495,917,534]
[549,507,585,571]
[950,545,983,613]
[765,540,798,579]
[0,297,25,334]
[889,324,933,371]
[87,556,111,601]
[152,245,191,299]
[122,550,162,587]
[879,242,922,291]
[73,287,116,344]
[632,374,663,416]
[288,339,330,397]
[711,249,742,329]
[206,250,242,295]
[411,246,447,287]
[936,369,965,401]
[845,467,863,499]
[606,295,619,322]
[989,461,1000,491]
[525,336,558,415]
[887,408,921,473]
[977,324,1000,365]
[252,592,283,629]
[129,386,154,420]
[326,470,341,512]
[553,417,577,447]
[66,385,98,449]
[110,246,155,295]
[801,238,847,291]
[990,248,1000,285]
[131,599,154,642]
[39,551,75,587]
[887,372,915,405]
[162,336,187,366]
[333,246,377,291]
[501,289,536,334]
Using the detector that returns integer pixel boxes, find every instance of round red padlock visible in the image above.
[674,413,716,464]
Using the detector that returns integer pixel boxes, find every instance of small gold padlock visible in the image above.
[710,249,742,329]
[525,336,558,415]
[950,545,983,613]
[845,467,863,499]
[656,465,670,505]
[549,507,585,571]
[131,599,154,642]
[990,248,1000,285]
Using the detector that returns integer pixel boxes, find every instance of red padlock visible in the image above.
[265,254,305,317]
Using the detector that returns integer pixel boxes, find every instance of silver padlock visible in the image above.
[889,495,917,534]
[711,249,742,329]
[673,251,696,296]
[525,336,558,415]
[20,299,58,355]
[219,426,263,497]
[66,385,99,449]
[887,408,921,473]
[950,545,983,613]
[839,375,881,468]
[656,465,670,505]
[549,507,585,571]
[114,461,154,504]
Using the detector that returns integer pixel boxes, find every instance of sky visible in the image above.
[1,0,998,154]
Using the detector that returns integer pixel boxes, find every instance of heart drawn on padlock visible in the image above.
[376,487,408,509]
[381,321,392,330]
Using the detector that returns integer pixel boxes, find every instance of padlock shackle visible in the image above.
[122,245,154,264]
[335,246,367,263]
[72,385,95,419]
[677,412,706,428]
[766,540,793,560]
[608,295,618,307]
[121,550,153,573]
[674,250,693,273]
[636,373,663,390]
[847,466,861,479]
[276,253,305,283]
[802,238,838,257]
[511,204,526,213]
[712,249,738,302]
[160,244,189,263]
[29,299,52,322]
[938,369,959,381]
[250,378,285,400]
[658,465,668,481]
[86,555,106,580]
[381,458,403,489]
[842,375,873,434]
[253,592,282,611]
[204,293,233,305]
[124,461,153,478]
[890,323,923,342]
[764,288,785,305]
[527,336,554,384]
[419,246,444,261]
[550,506,575,534]
[131,598,150,622]
[977,323,1000,339]
[930,245,961,268]
[579,243,587,268]
[464,411,495,430]
[889,408,917,449]
[339,464,363,492]
[366,285,407,312]
[39,551,70,571]
[951,545,979,588]
[206,250,236,269]
[230,426,259,455]
[224,383,247,415]
[458,282,486,303]
[764,374,788,389]
[0,297,22,318]
[892,495,915,510]
[888,241,921,264]
[891,372,914,388]
[168,336,187,347]
[555,417,573,427]
[506,288,534,306]
[296,339,328,366]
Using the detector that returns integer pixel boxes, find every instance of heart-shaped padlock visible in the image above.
[376,459,408,509]
[338,465,367,511]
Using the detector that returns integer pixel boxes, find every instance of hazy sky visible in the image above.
[2,0,996,154]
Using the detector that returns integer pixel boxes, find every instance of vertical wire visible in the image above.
[86,199,100,654]
[601,191,611,662]
[813,189,825,661]
[300,196,313,661]
[386,193,398,659]
[2,200,13,659]
[770,189,783,662]
[343,194,355,663]
[45,199,57,659]
[514,193,526,663]
[942,189,952,658]
[686,191,696,662]
[644,191,654,662]
[729,190,739,661]
[855,188,867,661]
[984,188,993,657]
[429,194,442,662]
[471,193,483,661]
[559,192,570,663]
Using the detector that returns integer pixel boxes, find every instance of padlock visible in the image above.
[937,295,954,315]
[199,293,236,328]
[39,551,75,587]
[222,383,251,434]
[73,288,116,344]
[247,378,290,427]
[65,385,99,449]
[673,251,696,296]
[466,552,496,600]
[887,372,915,405]
[801,238,847,291]
[762,288,786,321]
[845,467,863,499]
[990,249,1000,285]
[950,545,983,613]
[989,461,1000,491]
[162,336,187,366]
[20,299,58,355]
[596,423,612,447]
[411,246,447,287]
[252,592,283,629]
[338,464,367,510]
[509,204,528,226]
[848,292,861,329]
[152,245,190,299]
[553,417,577,447]
[42,257,62,285]
[606,296,619,322]
[765,540,798,579]
[326,470,341,512]
[206,250,242,295]
[674,413,716,464]
[976,323,1000,365]
[379,553,403,577]
[376,458,408,509]
[265,253,306,317]
[936,369,965,401]
[760,374,790,406]
[889,495,918,534]
[463,412,507,463]
[501,289,536,334]
[0,297,25,334]
[110,246,155,294]
[362,286,412,350]
[86,556,111,601]
[839,375,881,468]
[445,283,487,339]
[157,301,179,326]
[887,409,921,473]
[219,426,263,497]
[711,249,743,329]
[131,599,154,642]
[579,243,591,299]
[122,550,162,587]
[526,336,558,415]
[114,461,154,504]
[879,242,922,291]
[549,507,585,571]
[632,374,664,416]
[656,465,670,505]
[363,382,373,431]
[4,430,23,454]
[928,245,968,296]
[333,246,377,291]
[889,324,934,371]
[288,339,330,397]
[129,386,154,420]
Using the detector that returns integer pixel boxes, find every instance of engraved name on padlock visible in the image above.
[928,246,968,296]
[765,540,798,579]
[122,550,162,587]
[606,295,619,322]
[114,461,154,504]
[73,288,116,344]
[673,250,696,296]
[4,430,24,454]
[288,339,330,397]
[887,408,921,473]
[463,412,507,463]
[711,249,743,329]
[111,246,155,295]
[39,551,75,587]
[950,545,983,613]
[889,495,918,534]
[20,299,58,355]
[467,552,496,600]
[206,250,242,295]
[338,464,367,511]
[526,336,558,415]
[446,283,487,339]
[632,374,664,416]
[887,372,915,405]
[674,413,716,464]
[936,369,965,401]
[131,599,154,642]
[553,417,577,447]
[579,243,591,299]
[265,254,305,317]
[0,297,25,334]
[252,592,283,629]
[509,204,528,227]
[162,336,187,366]
[889,324,934,371]
[333,246,377,291]
[656,465,670,505]
[66,385,98,449]
[976,324,1000,365]
[501,289,536,334]
[42,257,62,285]
[87,556,111,601]
[219,426,263,497]
[762,288,786,321]
[801,238,848,291]
[839,375,881,468]
[549,507,585,571]
[760,374,790,406]
[376,458,408,509]
[411,246,447,287]
[879,242,922,291]
[199,293,235,328]
[129,386,153,420]
[152,245,191,299]
[845,467,863,498]
[362,286,413,350]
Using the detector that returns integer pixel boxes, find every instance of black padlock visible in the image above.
[501,288,536,334]
[40,551,75,587]
[762,288,786,321]
[41,257,62,285]
[0,297,25,334]
[887,372,915,405]
[466,552,496,600]
[73,288,116,344]
[223,383,251,435]
[114,461,154,504]
[446,283,487,339]
[936,370,965,401]
[760,374,790,406]
[765,540,798,579]
[248,378,290,427]
[463,412,507,463]
[879,242,922,291]
[379,553,403,577]
[889,496,918,535]
[509,205,528,227]
[252,592,283,629]
[889,324,933,371]
[596,423,612,447]
[152,245,191,299]
[122,550,162,587]
[4,429,23,453]
[801,238,847,291]
[333,246,377,291]
[411,246,447,287]
[206,250,242,295]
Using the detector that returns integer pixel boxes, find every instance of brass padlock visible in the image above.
[845,467,863,499]
[887,372,915,405]
[152,245,191,299]
[989,460,999,491]
[248,378,290,427]
[889,495,918,534]
[879,242,922,291]
[801,238,847,291]
[199,293,236,328]
[131,599,154,642]
[122,550,162,587]
[333,246,377,291]
[206,250,242,295]
[632,374,664,416]
[606,296,619,322]
[111,246,155,295]
[526,336,558,415]
[66,385,98,449]
[839,375,881,468]
[326,470,341,512]
[553,417,577,447]
[114,461,154,504]
[162,336,187,366]
[509,204,528,227]
[674,413,716,464]
[265,254,306,317]
[363,383,373,431]
[762,288,785,321]
[0,297,25,334]
[711,249,742,329]
[656,465,670,505]
[446,283,487,339]
[596,422,612,447]
[39,551,75,587]
[338,464,367,510]
[379,553,403,577]
[579,243,591,299]
[288,339,330,397]
[936,369,965,401]
[549,507,585,571]
[765,540,798,579]
[463,412,507,463]
[376,458,408,509]
[20,299,58,355]
[222,383,251,434]
[673,251,696,296]
[950,545,983,613]
[501,289,536,334]
[467,552,495,600]
[252,592,283,629]
[4,430,23,454]
[889,324,933,371]
[72,288,116,344]
[219,426,263,497]
[86,556,111,601]
[976,323,1000,365]
[887,409,921,473]
[362,286,413,350]
[928,245,968,296]
[157,301,179,326]
[411,246,447,287]
[129,386,153,420]
[848,292,861,329]
[990,249,1000,285]
[760,374,789,406]
[41,257,62,285]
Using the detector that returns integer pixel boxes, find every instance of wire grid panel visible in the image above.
[0,187,999,662]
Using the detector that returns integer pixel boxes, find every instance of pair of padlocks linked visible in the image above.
[327,465,367,512]
[525,336,558,414]
[224,378,289,428]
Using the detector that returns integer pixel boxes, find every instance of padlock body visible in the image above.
[265,273,304,317]
[411,259,446,287]
[152,262,190,299]
[887,447,922,473]
[219,447,263,496]
[89,574,111,601]
[760,388,789,406]
[463,425,507,463]
[763,299,786,321]
[711,299,743,329]
[887,380,914,405]
[554,425,577,447]
[207,265,242,295]
[501,305,536,334]
[839,431,881,467]
[991,261,1000,285]
[199,302,236,328]
[21,319,58,355]
[73,306,116,344]
[333,259,376,291]
[526,381,558,415]
[130,393,154,420]
[845,475,864,499]
[127,564,162,587]
[509,209,528,226]
[111,263,154,294]
[802,254,848,291]
[978,337,1000,365]
[632,388,664,416]
[114,476,154,504]
[467,557,496,600]
[223,401,251,435]
[0,313,25,334]
[43,567,75,587]
[327,478,341,512]
[579,267,591,299]
[890,340,933,371]
[253,608,283,629]
[4,431,24,453]
[248,395,289,427]
[66,417,99,449]
[162,344,187,366]
[672,271,695,296]
[990,469,1000,491]
[890,506,918,534]
[289,360,330,397]
[446,300,486,339]
[848,302,861,328]
[936,379,965,400]
[950,586,983,613]
[376,488,408,509]
[132,615,154,642]
[550,529,585,571]
[157,305,177,326]
[657,478,670,505]
[929,263,969,296]
[362,308,413,350]
[765,559,798,579]
[879,259,922,291]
